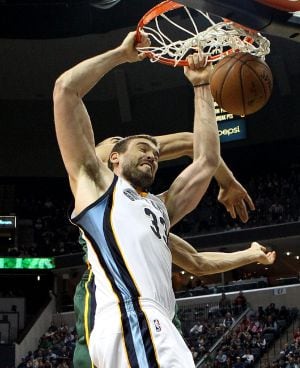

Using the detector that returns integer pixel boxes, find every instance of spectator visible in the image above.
[233,356,246,368]
[263,315,278,336]
[219,293,232,317]
[265,303,279,318]
[249,316,263,335]
[286,354,299,368]
[280,342,293,357]
[48,322,58,334]
[233,291,247,314]
[57,360,69,368]
[257,306,266,321]
[44,360,53,368]
[190,322,203,338]
[223,312,235,329]
[239,315,251,333]
[242,349,255,367]
[255,333,267,353]
[215,349,228,368]
[294,327,300,342]
[278,305,290,321]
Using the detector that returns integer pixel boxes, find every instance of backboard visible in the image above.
[175,0,300,42]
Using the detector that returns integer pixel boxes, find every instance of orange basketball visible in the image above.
[210,53,273,116]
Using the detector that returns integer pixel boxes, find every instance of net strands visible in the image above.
[137,5,271,66]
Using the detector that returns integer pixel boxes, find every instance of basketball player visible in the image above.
[95,135,256,223]
[73,136,275,368]
[53,31,248,367]
[73,235,276,368]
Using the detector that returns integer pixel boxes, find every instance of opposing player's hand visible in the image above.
[95,136,123,162]
[184,52,212,86]
[218,179,255,223]
[250,242,276,265]
[119,31,151,63]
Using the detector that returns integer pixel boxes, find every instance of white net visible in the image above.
[137,6,271,66]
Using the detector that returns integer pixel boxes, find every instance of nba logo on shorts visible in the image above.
[154,319,161,332]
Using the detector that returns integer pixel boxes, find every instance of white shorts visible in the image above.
[89,299,195,368]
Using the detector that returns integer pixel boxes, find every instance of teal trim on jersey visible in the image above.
[73,183,158,368]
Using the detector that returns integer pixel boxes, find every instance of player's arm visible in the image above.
[96,133,193,164]
[53,48,127,184]
[169,233,276,276]
[96,132,254,223]
[95,137,123,163]
[157,134,255,222]
[157,133,255,222]
[215,158,255,223]
[53,32,149,204]
[165,54,220,226]
[157,132,255,222]
[156,132,193,161]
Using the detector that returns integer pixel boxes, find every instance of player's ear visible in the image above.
[109,151,119,166]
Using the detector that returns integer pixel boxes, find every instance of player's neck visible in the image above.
[114,166,149,194]
[119,174,148,195]
[130,181,148,196]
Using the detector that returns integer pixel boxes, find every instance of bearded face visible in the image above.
[121,155,155,190]
[111,138,159,190]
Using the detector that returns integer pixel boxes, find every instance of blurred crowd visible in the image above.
[269,326,300,368]
[173,167,300,235]
[15,301,298,368]
[17,323,76,368]
[179,300,298,366]
[1,166,300,257]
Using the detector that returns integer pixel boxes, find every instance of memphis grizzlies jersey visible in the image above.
[72,176,175,319]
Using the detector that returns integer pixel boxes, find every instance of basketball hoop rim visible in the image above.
[136,0,187,66]
[135,0,261,67]
[136,0,183,42]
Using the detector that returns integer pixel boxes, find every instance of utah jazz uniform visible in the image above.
[71,176,194,367]
[73,267,95,368]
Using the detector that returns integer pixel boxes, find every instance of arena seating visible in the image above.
[0,165,299,257]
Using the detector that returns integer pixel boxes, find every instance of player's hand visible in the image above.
[97,136,123,146]
[184,52,212,86]
[250,242,276,265]
[95,136,123,162]
[218,179,255,223]
[119,31,151,63]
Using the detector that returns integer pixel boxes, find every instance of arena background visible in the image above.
[0,1,300,367]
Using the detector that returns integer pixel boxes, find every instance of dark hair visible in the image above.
[107,134,158,170]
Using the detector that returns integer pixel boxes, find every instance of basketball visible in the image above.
[210,53,273,116]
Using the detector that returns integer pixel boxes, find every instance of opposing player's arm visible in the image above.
[96,133,193,164]
[165,55,220,226]
[156,132,193,161]
[215,158,255,223]
[157,134,255,222]
[169,233,276,276]
[157,134,255,223]
[95,137,123,163]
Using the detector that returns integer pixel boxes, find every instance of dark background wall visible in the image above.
[0,79,299,178]
[0,2,299,179]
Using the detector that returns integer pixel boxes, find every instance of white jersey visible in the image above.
[72,176,180,367]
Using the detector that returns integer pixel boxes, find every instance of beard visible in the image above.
[122,160,154,190]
